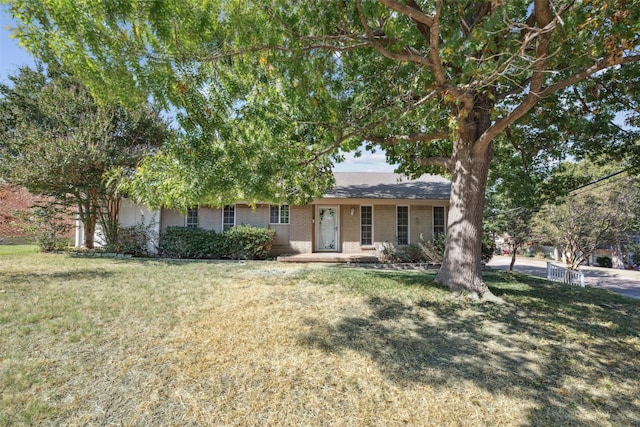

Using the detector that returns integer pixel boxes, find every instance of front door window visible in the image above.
[318,207,338,250]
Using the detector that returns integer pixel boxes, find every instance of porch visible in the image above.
[277,252,380,263]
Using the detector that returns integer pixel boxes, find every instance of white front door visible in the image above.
[317,206,339,251]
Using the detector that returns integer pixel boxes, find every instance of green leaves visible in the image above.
[0,64,169,249]
[532,161,640,269]
[4,0,640,211]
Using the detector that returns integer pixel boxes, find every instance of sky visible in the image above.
[0,7,395,173]
[0,7,35,82]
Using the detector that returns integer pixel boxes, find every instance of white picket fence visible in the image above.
[546,262,585,287]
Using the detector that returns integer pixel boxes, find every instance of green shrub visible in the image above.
[223,225,275,260]
[379,242,399,263]
[159,227,222,258]
[380,235,446,264]
[398,243,425,263]
[159,225,275,260]
[381,234,492,265]
[597,256,613,268]
[105,222,154,257]
[419,234,446,263]
[14,203,72,252]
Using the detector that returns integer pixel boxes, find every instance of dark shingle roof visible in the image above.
[324,172,451,200]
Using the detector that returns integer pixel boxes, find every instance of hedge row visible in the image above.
[158,225,275,260]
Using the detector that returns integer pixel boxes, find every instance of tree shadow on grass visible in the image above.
[299,269,640,426]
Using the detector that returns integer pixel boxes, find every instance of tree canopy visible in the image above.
[4,0,640,298]
[0,63,170,247]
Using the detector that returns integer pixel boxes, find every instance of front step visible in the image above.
[277,253,380,263]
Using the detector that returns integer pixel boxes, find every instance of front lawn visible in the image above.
[1,251,638,426]
[0,244,38,256]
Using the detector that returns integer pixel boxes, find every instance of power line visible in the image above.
[568,168,629,194]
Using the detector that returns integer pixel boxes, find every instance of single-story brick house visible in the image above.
[81,172,451,256]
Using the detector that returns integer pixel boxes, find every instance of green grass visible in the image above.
[0,245,38,256]
[1,253,639,426]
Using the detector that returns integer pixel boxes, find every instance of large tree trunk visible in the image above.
[435,95,503,303]
[435,142,493,298]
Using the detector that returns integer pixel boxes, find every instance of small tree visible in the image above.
[485,130,555,271]
[15,202,73,251]
[534,164,640,270]
[486,203,537,271]
[0,64,169,248]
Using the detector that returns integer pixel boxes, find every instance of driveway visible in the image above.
[487,255,640,300]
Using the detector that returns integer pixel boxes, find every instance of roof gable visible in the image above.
[325,172,451,200]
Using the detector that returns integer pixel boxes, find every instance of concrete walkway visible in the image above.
[277,252,380,263]
[487,255,640,300]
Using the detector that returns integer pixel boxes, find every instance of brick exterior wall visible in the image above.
[236,204,270,228]
[340,204,362,253]
[155,202,447,256]
[410,205,433,243]
[0,185,34,239]
[159,204,296,254]
[288,205,313,254]
[161,204,275,233]
[0,184,75,243]
[160,208,186,229]
[372,204,397,245]
[198,207,223,231]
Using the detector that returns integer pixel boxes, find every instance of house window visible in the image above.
[397,206,409,245]
[186,207,198,228]
[270,204,290,224]
[223,205,235,231]
[361,205,373,246]
[433,206,446,236]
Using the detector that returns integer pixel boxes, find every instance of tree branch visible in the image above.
[461,1,493,37]
[463,29,540,91]
[405,0,432,42]
[496,78,532,100]
[426,0,446,87]
[474,0,560,153]
[298,87,443,167]
[378,0,469,104]
[540,54,640,97]
[202,38,371,62]
[377,0,435,28]
[355,0,432,67]
[479,52,640,153]
[427,0,471,106]
[363,130,449,145]
[418,156,452,169]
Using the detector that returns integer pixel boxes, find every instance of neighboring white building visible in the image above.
[75,198,161,254]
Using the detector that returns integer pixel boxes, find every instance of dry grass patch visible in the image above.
[1,251,639,426]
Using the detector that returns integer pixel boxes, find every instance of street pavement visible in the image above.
[486,255,640,300]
